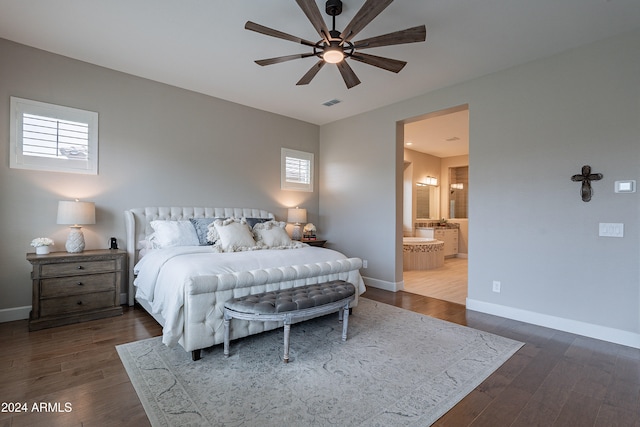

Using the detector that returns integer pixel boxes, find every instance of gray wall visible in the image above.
[2,29,639,347]
[320,29,640,346]
[0,39,319,318]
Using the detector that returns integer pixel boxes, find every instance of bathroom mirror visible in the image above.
[449,166,468,218]
[416,184,439,219]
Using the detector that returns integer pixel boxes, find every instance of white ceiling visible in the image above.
[404,108,469,158]
[1,1,639,126]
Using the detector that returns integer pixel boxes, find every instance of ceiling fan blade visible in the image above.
[296,0,331,42]
[336,61,361,89]
[245,21,316,47]
[255,53,316,66]
[350,52,406,73]
[297,60,326,85]
[353,25,426,49]
[340,0,394,42]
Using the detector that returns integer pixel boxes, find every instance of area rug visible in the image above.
[117,298,522,426]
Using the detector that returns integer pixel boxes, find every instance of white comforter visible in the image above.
[134,246,365,347]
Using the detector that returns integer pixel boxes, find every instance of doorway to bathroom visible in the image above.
[401,105,469,305]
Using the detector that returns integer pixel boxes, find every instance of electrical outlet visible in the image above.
[492,280,501,293]
[362,259,368,268]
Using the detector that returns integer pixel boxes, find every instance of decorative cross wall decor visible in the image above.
[571,165,603,202]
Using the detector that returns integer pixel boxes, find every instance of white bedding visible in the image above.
[134,245,366,348]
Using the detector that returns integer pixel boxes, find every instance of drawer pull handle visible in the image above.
[77,301,83,305]
[77,266,84,270]
[76,282,84,286]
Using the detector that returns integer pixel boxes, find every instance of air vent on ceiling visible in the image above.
[322,99,342,107]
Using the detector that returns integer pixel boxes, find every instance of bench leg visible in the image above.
[342,303,350,341]
[192,349,201,361]
[338,306,353,322]
[283,323,291,363]
[223,317,231,358]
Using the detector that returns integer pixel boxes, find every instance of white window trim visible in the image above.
[281,148,314,192]
[10,97,98,175]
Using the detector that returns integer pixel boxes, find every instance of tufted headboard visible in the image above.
[123,207,275,305]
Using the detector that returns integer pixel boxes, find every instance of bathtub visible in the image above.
[403,237,437,244]
[403,237,445,270]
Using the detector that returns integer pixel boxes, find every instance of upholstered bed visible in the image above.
[124,207,365,360]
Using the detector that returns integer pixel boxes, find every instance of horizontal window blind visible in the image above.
[281,148,313,192]
[22,114,90,160]
[285,156,311,185]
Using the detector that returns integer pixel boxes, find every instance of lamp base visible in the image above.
[65,227,85,253]
[292,224,302,241]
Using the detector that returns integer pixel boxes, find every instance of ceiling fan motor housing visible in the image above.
[326,0,343,16]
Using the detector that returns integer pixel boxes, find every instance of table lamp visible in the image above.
[57,199,96,253]
[287,207,307,241]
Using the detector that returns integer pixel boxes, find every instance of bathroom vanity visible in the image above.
[415,226,459,258]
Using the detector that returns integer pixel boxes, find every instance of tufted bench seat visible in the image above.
[223,280,356,363]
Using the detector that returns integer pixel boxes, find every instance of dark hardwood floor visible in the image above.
[0,307,162,427]
[365,287,640,426]
[1,289,639,426]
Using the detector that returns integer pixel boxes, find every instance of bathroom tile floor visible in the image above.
[403,257,468,305]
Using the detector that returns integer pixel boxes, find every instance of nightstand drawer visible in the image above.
[40,291,116,317]
[41,260,117,277]
[40,272,116,298]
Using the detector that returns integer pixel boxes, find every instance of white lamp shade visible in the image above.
[57,200,96,225]
[287,208,307,224]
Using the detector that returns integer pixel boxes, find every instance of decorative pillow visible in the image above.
[253,220,300,248]
[190,218,222,245]
[206,222,220,245]
[244,217,270,228]
[149,220,200,248]
[205,218,230,245]
[213,218,262,252]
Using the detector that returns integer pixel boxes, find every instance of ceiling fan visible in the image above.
[245,0,427,89]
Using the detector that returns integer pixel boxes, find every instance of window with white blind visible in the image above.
[281,148,313,192]
[10,97,98,174]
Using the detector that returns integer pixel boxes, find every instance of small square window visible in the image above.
[281,148,313,192]
[10,97,98,174]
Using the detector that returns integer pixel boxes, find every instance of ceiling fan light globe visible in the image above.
[323,48,344,64]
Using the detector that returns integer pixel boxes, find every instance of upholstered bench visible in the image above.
[223,280,356,363]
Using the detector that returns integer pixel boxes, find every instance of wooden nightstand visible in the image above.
[27,249,125,331]
[301,239,327,247]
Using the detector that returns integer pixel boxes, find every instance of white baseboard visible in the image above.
[466,298,640,349]
[363,276,403,292]
[0,306,30,322]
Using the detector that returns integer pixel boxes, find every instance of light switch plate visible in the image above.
[614,180,636,193]
[599,223,624,237]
